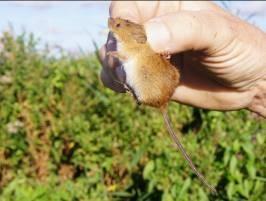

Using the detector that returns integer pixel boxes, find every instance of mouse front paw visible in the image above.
[160,52,171,60]
[107,51,128,61]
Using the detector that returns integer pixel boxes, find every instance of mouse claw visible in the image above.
[160,52,171,60]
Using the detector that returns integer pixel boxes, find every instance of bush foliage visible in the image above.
[0,31,265,201]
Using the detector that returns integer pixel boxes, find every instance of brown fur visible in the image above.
[108,17,180,107]
[108,17,217,193]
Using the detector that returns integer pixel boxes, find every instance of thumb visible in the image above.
[144,10,231,54]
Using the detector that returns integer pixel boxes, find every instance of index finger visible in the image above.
[109,1,224,24]
[109,1,181,23]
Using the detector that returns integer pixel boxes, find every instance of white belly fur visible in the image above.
[117,42,140,98]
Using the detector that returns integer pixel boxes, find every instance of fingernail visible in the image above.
[144,19,171,52]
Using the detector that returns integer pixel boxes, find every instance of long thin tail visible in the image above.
[161,108,217,194]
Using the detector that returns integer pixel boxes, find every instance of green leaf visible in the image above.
[223,148,231,166]
[246,161,256,178]
[198,188,208,201]
[143,160,155,179]
[177,178,191,200]
[233,140,240,152]
[229,155,237,175]
[162,191,174,201]
[242,143,254,159]
[233,170,243,183]
[227,182,235,200]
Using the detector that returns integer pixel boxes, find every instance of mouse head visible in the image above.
[108,18,147,44]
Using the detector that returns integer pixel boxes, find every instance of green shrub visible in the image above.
[0,31,265,201]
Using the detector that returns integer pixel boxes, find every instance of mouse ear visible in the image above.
[131,25,147,44]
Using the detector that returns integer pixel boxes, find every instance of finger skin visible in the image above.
[110,1,179,23]
[144,10,234,54]
[172,84,257,111]
[103,1,266,116]
[109,1,224,23]
[247,80,266,117]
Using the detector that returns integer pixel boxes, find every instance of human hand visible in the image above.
[100,1,266,117]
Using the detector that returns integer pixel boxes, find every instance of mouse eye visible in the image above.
[116,23,121,28]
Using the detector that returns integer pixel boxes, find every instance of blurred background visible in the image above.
[0,1,265,201]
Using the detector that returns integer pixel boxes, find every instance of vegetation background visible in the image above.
[0,2,265,201]
[0,28,265,201]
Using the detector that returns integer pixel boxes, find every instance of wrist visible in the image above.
[248,76,266,118]
[247,32,266,118]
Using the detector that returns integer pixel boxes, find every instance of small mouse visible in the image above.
[107,17,217,193]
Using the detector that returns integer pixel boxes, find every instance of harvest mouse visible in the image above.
[107,17,217,193]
